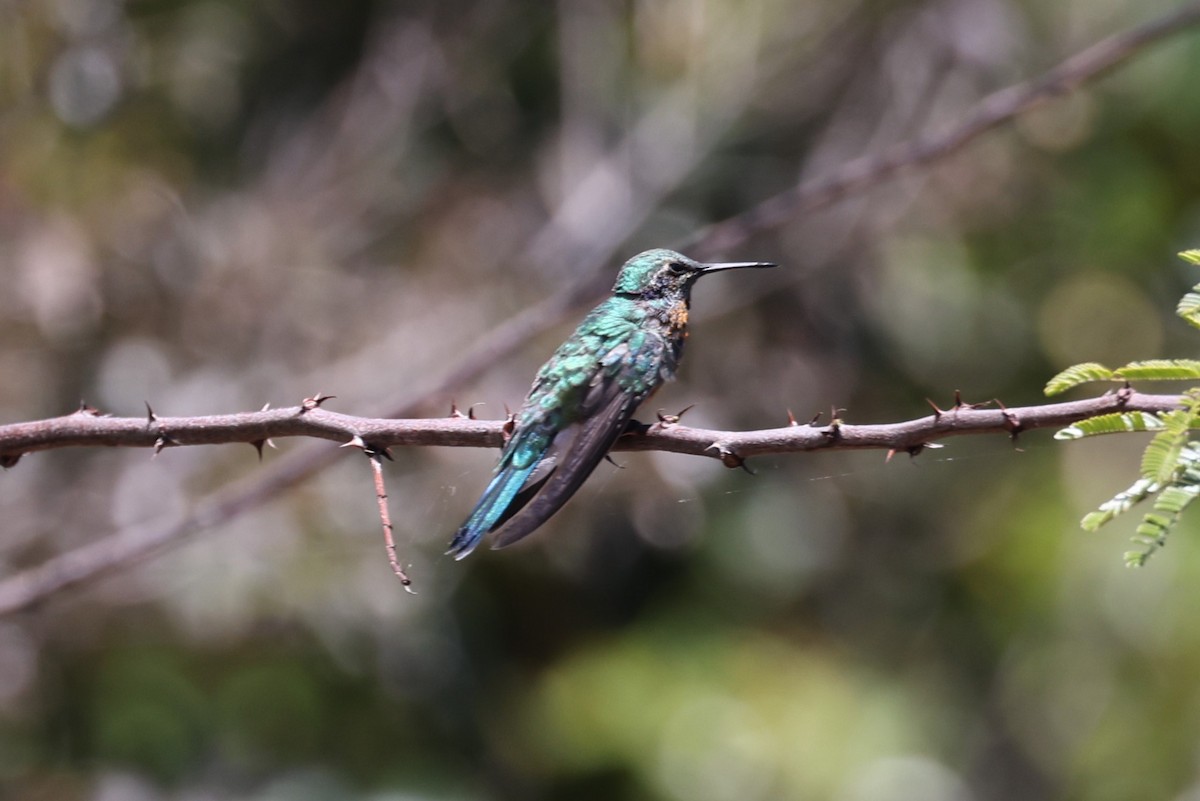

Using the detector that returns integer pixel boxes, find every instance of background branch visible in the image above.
[685,0,1200,258]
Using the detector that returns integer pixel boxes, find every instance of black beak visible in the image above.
[699,260,778,274]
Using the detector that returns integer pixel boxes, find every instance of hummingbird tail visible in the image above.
[446,461,538,560]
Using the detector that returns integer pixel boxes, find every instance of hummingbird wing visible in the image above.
[488,356,651,550]
[447,321,665,559]
[446,376,641,559]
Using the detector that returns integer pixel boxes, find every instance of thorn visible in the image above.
[787,408,799,426]
[656,404,695,427]
[995,398,1018,425]
[153,433,178,455]
[925,398,944,418]
[75,401,101,416]
[951,390,992,412]
[0,453,22,469]
[250,439,276,460]
[1116,385,1134,405]
[820,418,842,441]
[887,442,945,462]
[604,454,625,469]
[807,412,823,427]
[341,435,368,451]
[501,411,517,443]
[994,398,1024,445]
[830,405,846,422]
[261,403,271,411]
[145,402,156,424]
[301,392,336,412]
[449,401,484,420]
[706,442,753,473]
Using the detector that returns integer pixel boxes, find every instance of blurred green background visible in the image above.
[3,1,1200,799]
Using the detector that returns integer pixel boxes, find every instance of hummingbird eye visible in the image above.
[667,261,689,274]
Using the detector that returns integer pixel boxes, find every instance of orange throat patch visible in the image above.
[668,301,690,336]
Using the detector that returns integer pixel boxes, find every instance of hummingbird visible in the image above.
[447,248,777,559]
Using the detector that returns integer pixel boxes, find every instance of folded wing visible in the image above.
[447,331,661,558]
[490,375,644,549]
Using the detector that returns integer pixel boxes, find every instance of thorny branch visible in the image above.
[3,5,1200,613]
[0,389,1187,615]
[0,390,1184,465]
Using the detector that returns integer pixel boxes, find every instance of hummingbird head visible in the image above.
[612,249,776,299]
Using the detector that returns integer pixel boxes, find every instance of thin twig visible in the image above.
[363,446,413,592]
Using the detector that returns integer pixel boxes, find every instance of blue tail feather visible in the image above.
[446,460,539,560]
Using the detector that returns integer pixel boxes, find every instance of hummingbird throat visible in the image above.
[667,300,690,336]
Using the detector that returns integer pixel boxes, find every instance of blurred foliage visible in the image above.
[2,1,1200,800]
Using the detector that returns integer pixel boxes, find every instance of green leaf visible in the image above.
[1140,413,1190,483]
[1044,362,1114,396]
[1122,513,1184,564]
[1176,292,1200,330]
[1139,400,1200,483]
[1153,484,1200,515]
[1138,512,1173,531]
[1122,441,1200,566]
[1054,411,1165,440]
[1112,359,1200,382]
[1178,249,1200,325]
[1081,477,1158,531]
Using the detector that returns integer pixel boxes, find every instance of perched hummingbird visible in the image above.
[447,248,777,559]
